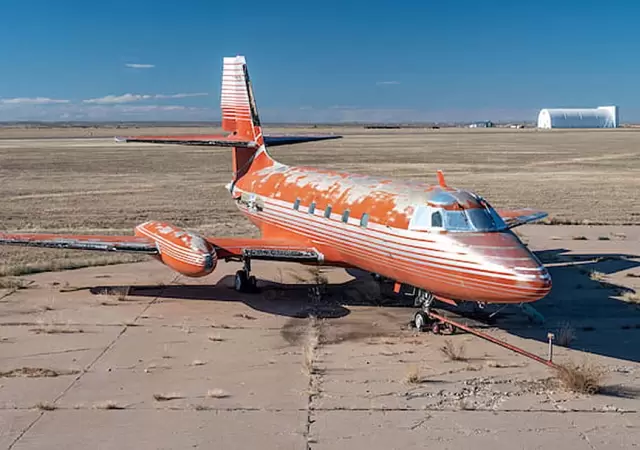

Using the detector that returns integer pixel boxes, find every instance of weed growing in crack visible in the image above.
[554,360,606,395]
[404,365,423,384]
[153,393,184,402]
[440,339,467,361]
[556,322,576,347]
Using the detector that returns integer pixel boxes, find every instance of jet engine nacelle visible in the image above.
[134,221,217,277]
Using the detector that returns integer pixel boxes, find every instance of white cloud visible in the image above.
[118,105,187,113]
[0,103,216,121]
[125,63,155,69]
[376,81,400,86]
[83,94,152,104]
[82,92,209,104]
[0,97,70,105]
[155,92,209,99]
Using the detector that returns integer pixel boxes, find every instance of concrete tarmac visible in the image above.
[1,225,639,449]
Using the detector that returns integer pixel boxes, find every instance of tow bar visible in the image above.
[427,310,559,369]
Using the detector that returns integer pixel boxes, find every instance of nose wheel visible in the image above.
[411,289,456,334]
[413,311,429,331]
[234,257,258,293]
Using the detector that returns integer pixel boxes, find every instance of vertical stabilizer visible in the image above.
[221,56,273,189]
[221,56,264,147]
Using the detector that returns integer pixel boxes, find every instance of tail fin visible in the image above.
[221,56,264,147]
[221,56,271,181]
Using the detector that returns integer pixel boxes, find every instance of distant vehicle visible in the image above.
[0,56,551,331]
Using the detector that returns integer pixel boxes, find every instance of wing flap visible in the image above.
[0,233,158,254]
[497,209,548,228]
[207,237,323,262]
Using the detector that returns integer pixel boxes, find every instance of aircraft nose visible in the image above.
[453,231,552,303]
[513,262,552,301]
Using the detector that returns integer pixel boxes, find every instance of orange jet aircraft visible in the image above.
[0,55,552,330]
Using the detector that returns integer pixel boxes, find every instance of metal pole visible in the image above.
[547,332,555,363]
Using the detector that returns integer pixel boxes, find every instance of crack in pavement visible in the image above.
[0,406,637,414]
[0,347,95,361]
[0,321,284,331]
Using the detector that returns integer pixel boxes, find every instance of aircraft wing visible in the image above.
[207,238,323,262]
[116,134,341,147]
[496,209,548,229]
[0,232,322,263]
[0,232,159,254]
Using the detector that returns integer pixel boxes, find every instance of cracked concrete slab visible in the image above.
[310,410,601,449]
[57,326,309,411]
[0,411,41,449]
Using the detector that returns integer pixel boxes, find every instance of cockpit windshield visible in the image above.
[408,198,507,233]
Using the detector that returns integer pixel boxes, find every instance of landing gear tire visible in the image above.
[235,255,259,293]
[234,270,248,292]
[431,321,441,334]
[413,311,428,332]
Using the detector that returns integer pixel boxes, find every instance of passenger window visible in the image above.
[308,202,315,214]
[293,198,300,210]
[408,206,431,231]
[324,206,332,218]
[342,210,350,223]
[431,211,443,228]
[360,213,369,228]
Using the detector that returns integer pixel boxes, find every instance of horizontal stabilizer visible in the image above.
[115,133,341,147]
[115,134,257,148]
[497,209,548,229]
[263,135,342,146]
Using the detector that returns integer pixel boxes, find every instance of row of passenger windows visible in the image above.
[292,198,369,227]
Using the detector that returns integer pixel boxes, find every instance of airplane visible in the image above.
[0,55,552,332]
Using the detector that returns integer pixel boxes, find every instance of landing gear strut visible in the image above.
[412,289,435,331]
[411,289,455,334]
[234,257,257,293]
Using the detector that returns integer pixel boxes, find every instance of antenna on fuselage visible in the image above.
[436,170,448,188]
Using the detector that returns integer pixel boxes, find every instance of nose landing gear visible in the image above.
[411,289,456,334]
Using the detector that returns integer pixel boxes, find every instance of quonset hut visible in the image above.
[537,106,618,129]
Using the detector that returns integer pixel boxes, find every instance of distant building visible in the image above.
[468,121,494,128]
[537,106,618,129]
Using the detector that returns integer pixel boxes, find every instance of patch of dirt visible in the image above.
[0,367,80,378]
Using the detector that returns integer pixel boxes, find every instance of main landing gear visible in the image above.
[234,257,258,293]
[411,289,455,334]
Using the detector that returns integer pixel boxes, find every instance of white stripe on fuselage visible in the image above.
[233,186,541,277]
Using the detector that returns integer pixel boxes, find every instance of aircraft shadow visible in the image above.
[90,268,412,320]
[88,248,640,362]
[449,248,640,364]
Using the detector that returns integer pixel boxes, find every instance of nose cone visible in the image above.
[513,260,552,302]
[454,231,552,304]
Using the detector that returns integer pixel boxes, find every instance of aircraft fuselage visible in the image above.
[231,150,552,305]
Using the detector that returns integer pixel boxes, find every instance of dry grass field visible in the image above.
[0,126,639,276]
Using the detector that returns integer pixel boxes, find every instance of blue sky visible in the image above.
[1,0,638,123]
